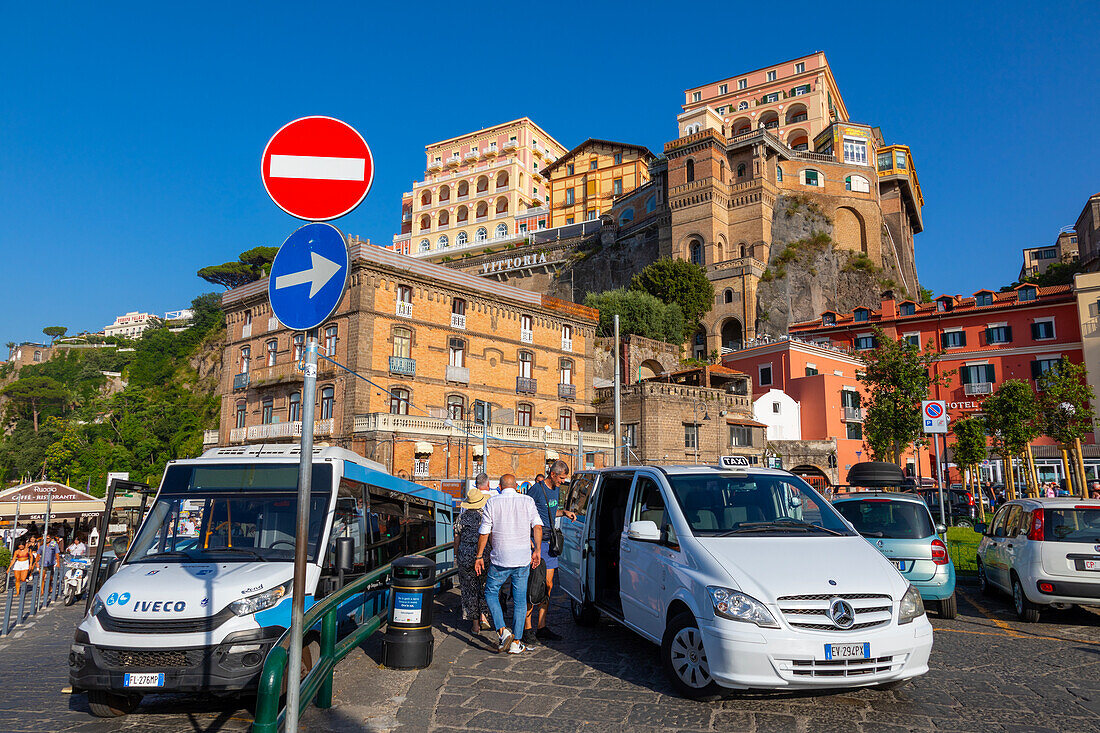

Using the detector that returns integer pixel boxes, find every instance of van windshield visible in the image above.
[127,494,329,563]
[666,474,854,536]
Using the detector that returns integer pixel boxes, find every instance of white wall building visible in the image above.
[104,311,156,338]
[753,388,802,441]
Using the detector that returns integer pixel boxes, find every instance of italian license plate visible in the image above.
[1084,560,1100,571]
[123,672,164,687]
[891,559,907,572]
[825,643,870,661]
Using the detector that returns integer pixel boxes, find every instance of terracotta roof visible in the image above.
[541,138,655,176]
[726,417,767,427]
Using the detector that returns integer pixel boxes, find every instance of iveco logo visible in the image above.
[829,598,855,629]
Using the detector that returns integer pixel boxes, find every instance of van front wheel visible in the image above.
[86,690,141,718]
[662,612,726,701]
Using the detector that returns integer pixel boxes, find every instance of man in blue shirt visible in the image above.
[40,534,60,595]
[524,460,575,643]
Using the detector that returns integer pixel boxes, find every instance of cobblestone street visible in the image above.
[2,581,1099,732]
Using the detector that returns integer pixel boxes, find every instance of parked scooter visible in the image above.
[63,555,91,606]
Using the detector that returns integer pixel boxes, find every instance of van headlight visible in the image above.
[707,586,779,628]
[898,584,925,624]
[90,596,104,616]
[229,582,290,617]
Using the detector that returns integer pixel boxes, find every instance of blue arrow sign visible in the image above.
[268,222,350,332]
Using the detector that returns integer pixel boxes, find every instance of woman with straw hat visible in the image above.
[455,485,493,634]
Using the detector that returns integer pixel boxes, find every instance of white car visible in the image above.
[556,465,933,699]
[976,497,1100,622]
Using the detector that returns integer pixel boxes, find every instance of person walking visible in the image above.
[40,535,59,596]
[524,460,576,643]
[474,474,542,654]
[474,472,499,497]
[455,485,492,635]
[10,541,32,597]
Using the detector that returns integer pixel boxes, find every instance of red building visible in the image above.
[788,285,1087,485]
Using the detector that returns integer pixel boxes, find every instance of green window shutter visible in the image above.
[1031,323,1040,340]
[1030,360,1042,379]
[984,364,996,383]
[959,331,967,347]
[1005,325,1012,342]
[960,366,972,385]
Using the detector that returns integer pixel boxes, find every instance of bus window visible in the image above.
[368,491,405,569]
[406,499,436,555]
[326,497,365,573]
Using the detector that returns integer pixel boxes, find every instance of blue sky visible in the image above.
[2,1,1098,345]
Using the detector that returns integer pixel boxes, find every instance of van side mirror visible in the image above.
[335,537,355,573]
[110,536,130,557]
[627,520,661,542]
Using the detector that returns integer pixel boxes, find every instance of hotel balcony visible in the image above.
[520,329,533,343]
[351,413,614,449]
[483,146,498,157]
[396,301,413,318]
[561,338,573,352]
[203,429,219,445]
[842,406,863,422]
[503,139,518,151]
[389,356,416,377]
[451,313,466,329]
[464,151,479,161]
[229,427,246,443]
[558,383,576,400]
[235,419,335,443]
[446,364,469,384]
[964,382,993,396]
[233,372,250,391]
[516,376,537,394]
[427,159,443,171]
[446,157,461,168]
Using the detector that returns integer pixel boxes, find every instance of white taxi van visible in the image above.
[556,463,933,699]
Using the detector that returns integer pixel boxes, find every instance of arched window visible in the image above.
[690,240,704,266]
[559,408,573,431]
[266,339,277,367]
[776,165,783,182]
[719,160,725,183]
[686,159,695,182]
[618,208,634,225]
[495,223,508,238]
[845,175,870,193]
[324,325,338,355]
[738,101,748,110]
[392,327,411,358]
[456,231,468,246]
[235,400,247,429]
[739,243,746,258]
[420,190,431,206]
[518,350,533,378]
[495,197,508,214]
[419,215,431,232]
[476,201,488,219]
[496,171,509,190]
[293,333,304,362]
[447,394,465,421]
[438,234,449,249]
[320,386,335,419]
[448,337,466,367]
[559,358,573,385]
[261,398,274,425]
[645,196,656,213]
[288,392,301,422]
[438,209,449,226]
[737,163,746,178]
[802,169,822,187]
[438,185,450,203]
[456,205,468,223]
[476,175,489,193]
[724,289,734,304]
[419,238,429,252]
[240,345,250,373]
[388,387,409,415]
[457,180,469,198]
[475,227,488,241]
[517,403,533,427]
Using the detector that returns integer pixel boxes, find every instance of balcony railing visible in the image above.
[842,406,863,422]
[351,412,614,449]
[464,151,479,161]
[561,338,573,352]
[243,419,335,442]
[520,329,533,343]
[483,146,498,157]
[493,210,509,219]
[413,459,430,478]
[503,140,518,150]
[964,382,993,396]
[396,301,413,318]
[446,157,460,167]
[427,160,443,170]
[558,383,576,400]
[203,429,220,445]
[229,427,246,443]
[233,372,250,391]
[516,376,537,394]
[389,356,416,377]
[451,313,466,329]
[446,364,469,384]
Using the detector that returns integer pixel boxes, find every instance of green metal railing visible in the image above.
[252,543,456,733]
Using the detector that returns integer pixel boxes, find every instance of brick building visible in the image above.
[788,287,1092,485]
[1075,193,1100,272]
[1021,228,1079,280]
[218,243,610,497]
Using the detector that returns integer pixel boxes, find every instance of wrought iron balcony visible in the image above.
[964,382,993,396]
[395,301,413,318]
[233,372,250,391]
[516,376,537,394]
[561,338,573,352]
[520,329,533,343]
[446,364,469,384]
[558,383,576,400]
[451,313,466,329]
[389,356,416,377]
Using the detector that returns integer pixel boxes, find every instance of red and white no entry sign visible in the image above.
[261,116,374,221]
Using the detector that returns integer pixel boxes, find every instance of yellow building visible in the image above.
[391,118,567,262]
[541,139,654,227]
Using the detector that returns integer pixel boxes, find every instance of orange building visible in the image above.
[541,139,654,227]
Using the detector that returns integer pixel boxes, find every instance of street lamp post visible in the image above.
[691,400,709,464]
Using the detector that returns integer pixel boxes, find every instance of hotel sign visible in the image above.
[479,251,549,275]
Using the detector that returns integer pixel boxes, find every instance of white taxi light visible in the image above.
[707,586,779,628]
[229,582,290,617]
[898,584,925,624]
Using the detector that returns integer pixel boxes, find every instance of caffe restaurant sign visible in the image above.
[479,251,549,275]
[1,482,95,503]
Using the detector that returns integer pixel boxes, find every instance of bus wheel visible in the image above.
[87,690,141,717]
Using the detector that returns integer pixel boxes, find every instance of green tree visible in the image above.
[2,375,69,432]
[919,286,934,303]
[951,416,989,519]
[238,246,279,276]
[858,327,950,465]
[1037,358,1095,493]
[43,326,67,343]
[43,416,83,481]
[983,380,1040,499]
[198,247,279,290]
[584,289,685,344]
[630,258,714,340]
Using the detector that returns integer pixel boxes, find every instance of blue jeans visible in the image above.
[484,564,529,640]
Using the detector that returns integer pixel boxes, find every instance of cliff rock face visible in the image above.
[756,194,905,338]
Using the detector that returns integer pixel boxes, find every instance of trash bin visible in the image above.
[381,555,435,669]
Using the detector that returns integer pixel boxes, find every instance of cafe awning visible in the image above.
[0,481,106,523]
[414,441,434,455]
[545,450,559,460]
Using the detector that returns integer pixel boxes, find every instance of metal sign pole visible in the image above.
[40,493,53,611]
[287,335,318,733]
[613,315,622,467]
[934,434,946,527]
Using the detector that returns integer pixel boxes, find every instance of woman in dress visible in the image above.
[454,486,491,634]
[10,541,32,596]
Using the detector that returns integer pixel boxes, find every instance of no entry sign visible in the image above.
[261,116,374,221]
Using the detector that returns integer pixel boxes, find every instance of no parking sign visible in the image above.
[922,400,947,434]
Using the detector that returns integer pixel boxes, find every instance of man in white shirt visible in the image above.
[474,474,542,654]
[475,472,499,497]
